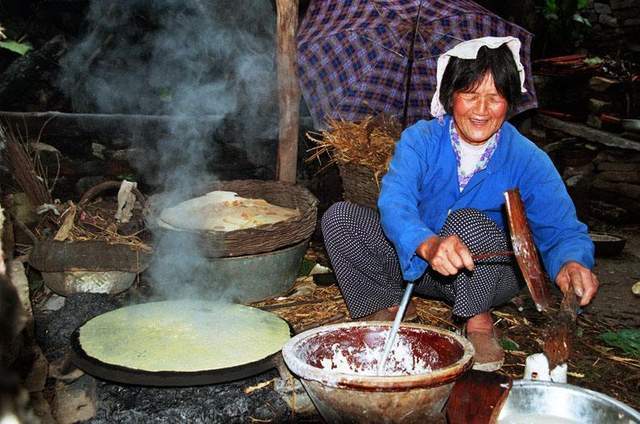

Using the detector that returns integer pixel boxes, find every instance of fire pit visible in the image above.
[282,321,474,423]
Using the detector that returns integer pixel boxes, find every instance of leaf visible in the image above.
[298,258,316,277]
[577,0,590,10]
[583,57,604,66]
[599,329,640,358]
[500,337,520,351]
[544,0,558,14]
[573,13,591,27]
[54,202,77,241]
[0,40,32,55]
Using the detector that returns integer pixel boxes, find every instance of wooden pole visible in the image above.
[275,0,300,184]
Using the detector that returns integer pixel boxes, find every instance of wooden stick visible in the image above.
[472,251,513,261]
[275,0,300,183]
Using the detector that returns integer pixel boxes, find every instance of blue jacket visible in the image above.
[378,115,594,282]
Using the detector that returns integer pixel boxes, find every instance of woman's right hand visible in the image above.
[416,235,475,276]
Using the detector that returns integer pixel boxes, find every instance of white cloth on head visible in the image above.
[430,36,528,118]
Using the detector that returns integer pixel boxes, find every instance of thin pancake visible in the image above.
[78,300,290,373]
[158,191,299,232]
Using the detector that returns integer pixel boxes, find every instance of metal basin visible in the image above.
[282,322,474,423]
[161,238,308,303]
[43,271,135,296]
[497,380,640,423]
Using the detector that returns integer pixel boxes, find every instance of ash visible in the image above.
[88,370,292,424]
[34,294,303,422]
[35,293,123,361]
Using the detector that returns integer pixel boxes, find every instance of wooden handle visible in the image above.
[472,251,513,261]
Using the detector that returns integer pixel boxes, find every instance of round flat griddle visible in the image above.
[70,301,292,387]
[70,330,283,386]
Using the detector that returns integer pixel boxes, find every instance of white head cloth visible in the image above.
[429,36,527,118]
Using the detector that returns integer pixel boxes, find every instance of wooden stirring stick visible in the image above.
[472,251,513,261]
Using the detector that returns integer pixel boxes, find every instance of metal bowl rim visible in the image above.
[507,379,640,420]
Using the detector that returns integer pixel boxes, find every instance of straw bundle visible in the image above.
[0,124,52,208]
[307,114,401,208]
[306,114,401,176]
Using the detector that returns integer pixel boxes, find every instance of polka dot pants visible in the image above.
[321,201,523,319]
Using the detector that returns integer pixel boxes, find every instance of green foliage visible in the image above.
[298,258,316,277]
[0,40,32,56]
[499,337,520,351]
[537,0,592,54]
[600,329,640,358]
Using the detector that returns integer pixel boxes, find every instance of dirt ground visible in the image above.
[588,224,640,328]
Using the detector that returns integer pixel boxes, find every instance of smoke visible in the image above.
[57,0,279,301]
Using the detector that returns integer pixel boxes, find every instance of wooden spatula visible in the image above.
[504,189,552,312]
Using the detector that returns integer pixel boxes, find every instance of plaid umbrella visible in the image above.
[297,0,537,129]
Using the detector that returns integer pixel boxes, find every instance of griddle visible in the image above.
[70,319,292,387]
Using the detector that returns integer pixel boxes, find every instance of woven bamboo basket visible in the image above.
[154,179,318,258]
[338,163,382,210]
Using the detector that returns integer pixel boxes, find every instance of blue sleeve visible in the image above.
[518,149,595,282]
[378,122,437,281]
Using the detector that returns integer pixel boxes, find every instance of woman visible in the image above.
[321,37,599,371]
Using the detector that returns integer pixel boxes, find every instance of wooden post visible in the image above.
[275,0,300,184]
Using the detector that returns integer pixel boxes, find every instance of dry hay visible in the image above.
[306,114,402,177]
[35,199,151,253]
[1,123,54,208]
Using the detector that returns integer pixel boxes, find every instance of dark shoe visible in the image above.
[466,330,505,372]
[356,300,418,322]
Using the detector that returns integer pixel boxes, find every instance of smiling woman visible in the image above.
[321,36,598,373]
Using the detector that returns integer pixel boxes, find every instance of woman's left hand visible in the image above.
[555,261,599,306]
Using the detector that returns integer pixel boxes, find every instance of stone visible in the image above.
[624,18,640,26]
[599,14,618,26]
[24,345,48,393]
[590,200,631,223]
[273,355,316,416]
[595,150,640,164]
[597,162,640,171]
[593,2,611,14]
[43,294,66,312]
[30,392,56,424]
[52,375,97,424]
[597,170,640,182]
[588,98,612,113]
[611,0,637,9]
[593,178,640,200]
[49,353,84,383]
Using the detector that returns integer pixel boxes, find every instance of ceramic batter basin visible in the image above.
[282,322,474,423]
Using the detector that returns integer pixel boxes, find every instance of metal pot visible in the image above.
[497,380,640,423]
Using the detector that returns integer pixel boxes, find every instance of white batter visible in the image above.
[319,338,433,376]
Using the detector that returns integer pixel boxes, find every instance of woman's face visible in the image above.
[452,73,508,145]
